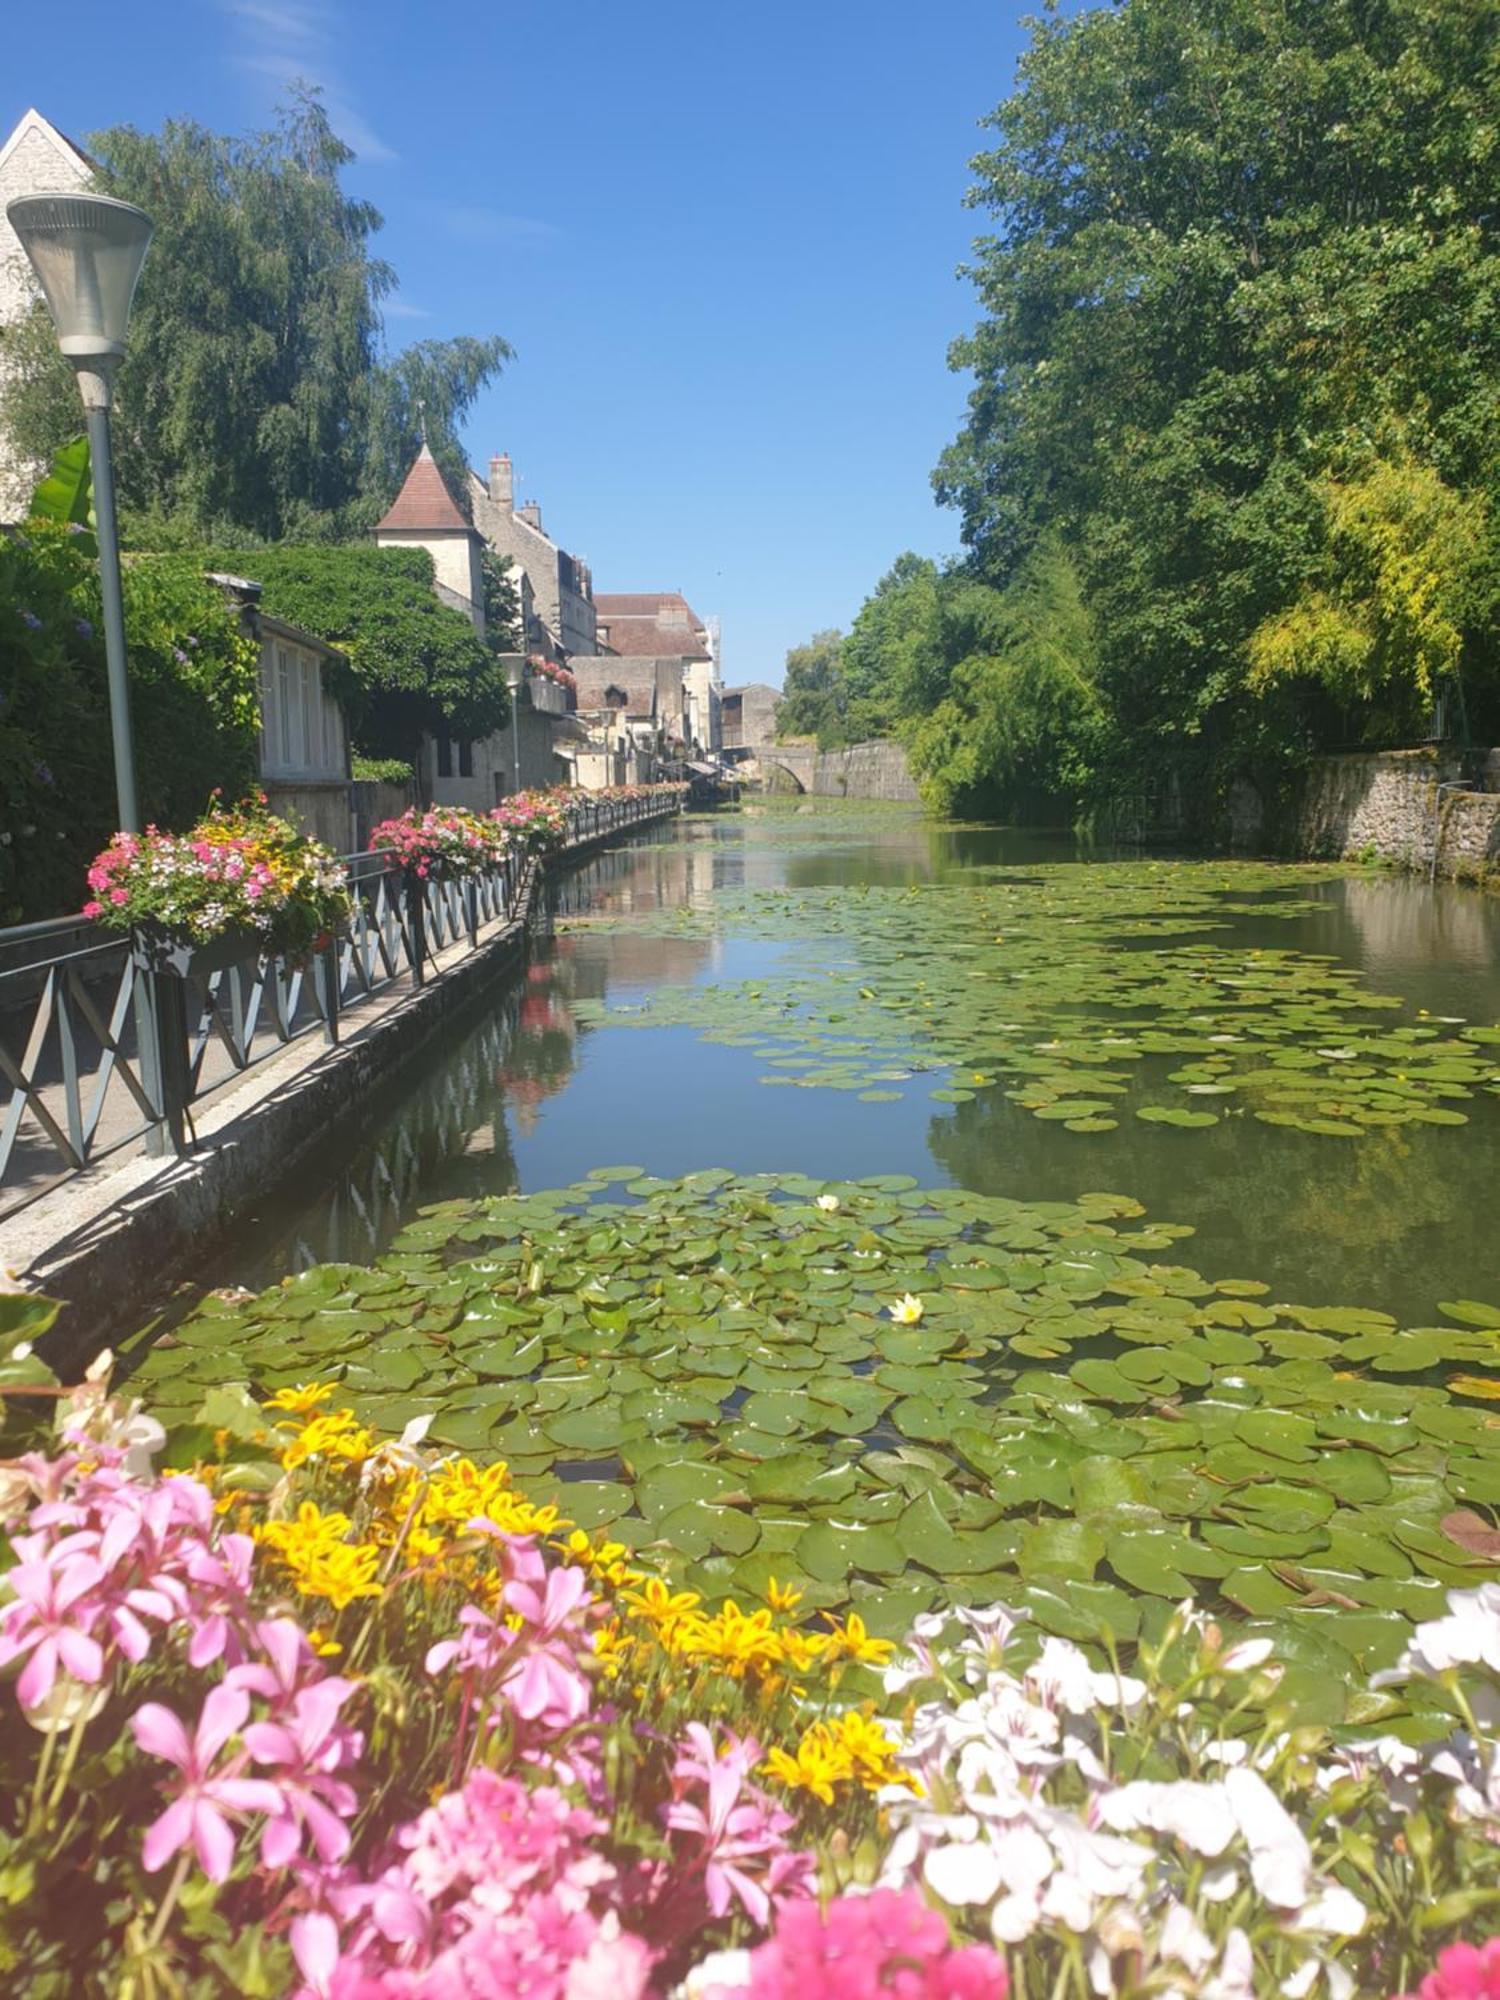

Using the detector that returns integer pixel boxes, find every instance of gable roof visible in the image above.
[0,108,99,184]
[374,445,474,535]
[594,590,710,659]
[572,658,659,719]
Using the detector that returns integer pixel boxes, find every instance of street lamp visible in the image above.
[506,657,523,796]
[8,191,153,832]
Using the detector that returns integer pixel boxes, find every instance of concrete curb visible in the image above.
[15,810,677,1366]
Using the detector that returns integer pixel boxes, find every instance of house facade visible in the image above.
[721,682,781,750]
[594,591,722,754]
[0,109,95,521]
[469,454,597,661]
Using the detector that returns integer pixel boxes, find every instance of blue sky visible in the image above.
[8,0,1029,684]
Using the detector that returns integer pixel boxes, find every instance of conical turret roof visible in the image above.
[374,444,474,534]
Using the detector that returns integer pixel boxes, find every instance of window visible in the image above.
[436,736,453,778]
[459,739,474,778]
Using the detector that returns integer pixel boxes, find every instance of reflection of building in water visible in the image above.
[498,950,582,1135]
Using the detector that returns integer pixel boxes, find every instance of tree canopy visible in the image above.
[820,0,1500,824]
[0,91,510,544]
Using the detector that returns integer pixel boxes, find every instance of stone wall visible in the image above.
[754,738,919,802]
[1292,747,1500,880]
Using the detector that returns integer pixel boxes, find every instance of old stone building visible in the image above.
[0,108,95,520]
[721,682,781,749]
[468,453,596,661]
[374,443,487,635]
[594,591,721,753]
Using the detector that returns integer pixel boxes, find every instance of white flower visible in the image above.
[1383,1583,1500,1680]
[1159,1900,1216,1975]
[1098,1779,1237,1856]
[924,1838,1004,1906]
[1202,1928,1255,2000]
[1028,1636,1145,1714]
[1224,1767,1311,1908]
[675,1948,752,1998]
[1219,1637,1275,1673]
[1288,1885,1367,1936]
[889,1293,924,1324]
[815,1193,840,1212]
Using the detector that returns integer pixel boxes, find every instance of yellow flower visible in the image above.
[680,1599,783,1679]
[888,1293,924,1325]
[622,1576,702,1642]
[764,1576,804,1615]
[279,1409,377,1471]
[256,1502,383,1609]
[593,1619,633,1674]
[821,1612,896,1669]
[763,1724,848,1805]
[774,1626,829,1675]
[265,1381,340,1415]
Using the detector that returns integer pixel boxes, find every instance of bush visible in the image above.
[350,755,414,786]
[0,524,259,924]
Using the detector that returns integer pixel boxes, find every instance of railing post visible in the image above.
[405,873,427,988]
[465,879,479,952]
[316,938,341,1046]
[141,958,192,1155]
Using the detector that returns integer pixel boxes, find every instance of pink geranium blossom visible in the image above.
[133,1684,284,1882]
[1398,1940,1500,2000]
[664,1724,815,1929]
[698,1888,1010,2000]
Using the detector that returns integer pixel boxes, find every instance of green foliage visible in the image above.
[209,544,510,764]
[351,755,415,786]
[0,521,259,922]
[912,0,1500,816]
[0,90,509,544]
[774,630,847,747]
[841,554,943,739]
[479,548,524,655]
[905,540,1101,818]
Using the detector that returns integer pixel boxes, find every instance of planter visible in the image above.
[131,924,268,980]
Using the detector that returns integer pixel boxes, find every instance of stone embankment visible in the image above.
[1228,748,1500,882]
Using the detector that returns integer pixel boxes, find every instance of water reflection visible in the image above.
[195,812,1500,1326]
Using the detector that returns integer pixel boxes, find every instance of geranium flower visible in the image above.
[132,1685,284,1882]
[0,1552,106,1709]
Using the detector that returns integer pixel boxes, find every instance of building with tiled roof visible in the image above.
[468,454,597,660]
[372,444,486,635]
[594,592,721,752]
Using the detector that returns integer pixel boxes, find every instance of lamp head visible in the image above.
[6,191,153,365]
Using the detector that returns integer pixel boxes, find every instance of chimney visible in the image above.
[519,500,543,530]
[489,453,513,508]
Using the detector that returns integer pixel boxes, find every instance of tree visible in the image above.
[480,549,525,656]
[932,0,1500,817]
[840,554,943,738]
[0,91,510,543]
[774,631,848,747]
[209,545,511,770]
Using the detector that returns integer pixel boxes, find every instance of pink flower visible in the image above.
[700,1889,1010,2000]
[1399,1940,1500,2000]
[109,887,129,905]
[0,1552,106,1708]
[133,1685,285,1882]
[664,1725,815,1929]
[244,1674,362,1866]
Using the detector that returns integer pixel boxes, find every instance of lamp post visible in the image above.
[506,656,523,796]
[8,192,153,833]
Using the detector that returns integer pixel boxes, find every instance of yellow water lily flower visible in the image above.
[888,1293,924,1325]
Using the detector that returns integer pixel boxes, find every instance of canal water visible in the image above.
[190,804,1500,1328]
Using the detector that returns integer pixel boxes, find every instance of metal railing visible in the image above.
[0,791,680,1223]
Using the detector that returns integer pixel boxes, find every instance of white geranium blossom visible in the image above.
[1224,1768,1311,1907]
[1099,1779,1238,1856]
[1380,1582,1500,1680]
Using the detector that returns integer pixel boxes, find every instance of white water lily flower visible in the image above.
[888,1292,924,1324]
[1224,1767,1311,1907]
[1098,1779,1237,1856]
[815,1193,840,1212]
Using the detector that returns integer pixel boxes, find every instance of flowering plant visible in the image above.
[491,788,574,853]
[82,795,351,955]
[529,656,578,694]
[368,805,511,881]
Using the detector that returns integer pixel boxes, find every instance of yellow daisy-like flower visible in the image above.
[256,1502,383,1610]
[821,1611,896,1669]
[592,1619,633,1674]
[680,1599,783,1679]
[265,1381,340,1416]
[279,1409,377,1471]
[772,1625,829,1675]
[622,1576,702,1641]
[763,1725,848,1805]
[764,1576,804,1614]
[888,1294,924,1325]
[558,1529,638,1591]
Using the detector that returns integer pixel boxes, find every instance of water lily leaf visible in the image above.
[797,1519,905,1581]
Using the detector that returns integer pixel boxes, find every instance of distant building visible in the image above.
[594,591,721,754]
[0,108,96,521]
[469,453,597,660]
[721,682,781,749]
[372,442,585,801]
